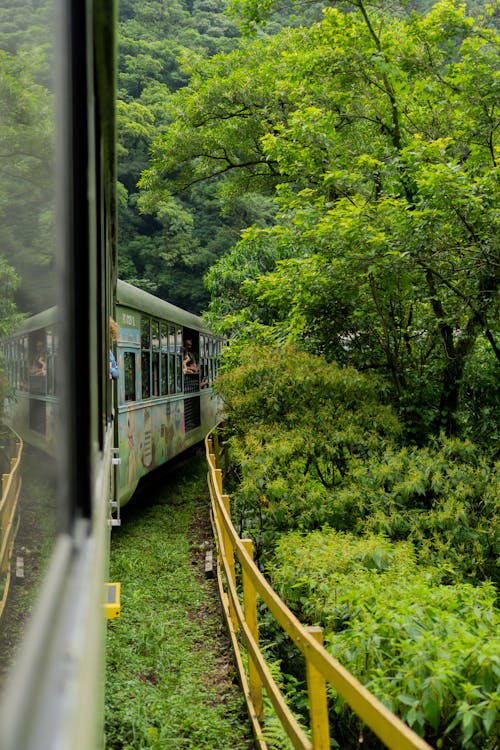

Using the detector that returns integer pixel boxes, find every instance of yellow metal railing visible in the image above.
[0,428,23,620]
[206,431,433,750]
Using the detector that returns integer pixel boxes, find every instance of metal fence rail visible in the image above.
[205,430,433,750]
[0,427,23,621]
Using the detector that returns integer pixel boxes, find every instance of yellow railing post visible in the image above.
[213,431,220,466]
[215,467,223,495]
[241,538,263,721]
[305,626,330,749]
[221,493,238,632]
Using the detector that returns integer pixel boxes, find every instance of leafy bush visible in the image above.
[215,343,400,556]
[270,530,500,749]
[216,342,498,746]
[218,344,498,583]
[332,437,499,584]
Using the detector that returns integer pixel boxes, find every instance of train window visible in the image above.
[20,336,28,391]
[161,351,168,395]
[152,320,160,397]
[175,327,182,392]
[200,335,209,388]
[208,338,214,385]
[10,343,15,390]
[0,0,60,696]
[46,328,57,396]
[167,324,182,394]
[28,332,48,396]
[124,352,137,402]
[160,322,168,394]
[216,339,223,376]
[167,325,175,394]
[152,354,159,397]
[141,317,151,399]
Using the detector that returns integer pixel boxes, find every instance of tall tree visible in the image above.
[144,0,499,438]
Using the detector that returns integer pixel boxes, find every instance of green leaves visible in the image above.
[271,527,500,747]
[216,337,498,744]
[215,342,401,556]
[116,0,243,313]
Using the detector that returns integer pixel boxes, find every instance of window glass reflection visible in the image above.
[0,0,58,689]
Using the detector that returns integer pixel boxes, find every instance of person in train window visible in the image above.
[109,317,119,380]
[30,340,46,377]
[183,338,199,375]
[183,338,200,393]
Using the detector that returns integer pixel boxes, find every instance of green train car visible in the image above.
[115,280,223,506]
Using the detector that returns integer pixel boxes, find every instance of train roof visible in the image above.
[116,279,213,334]
[7,282,214,338]
[14,306,57,335]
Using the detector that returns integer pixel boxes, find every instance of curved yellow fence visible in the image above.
[0,428,23,621]
[205,430,433,750]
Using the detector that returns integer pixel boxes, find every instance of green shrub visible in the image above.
[216,343,498,747]
[333,437,499,584]
[270,529,500,749]
[216,343,401,558]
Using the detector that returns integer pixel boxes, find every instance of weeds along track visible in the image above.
[104,448,254,750]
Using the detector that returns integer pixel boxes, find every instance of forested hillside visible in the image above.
[116,0,241,312]
[1,1,496,746]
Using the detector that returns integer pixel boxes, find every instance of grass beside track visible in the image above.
[104,449,254,750]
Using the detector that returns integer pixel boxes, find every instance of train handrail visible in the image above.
[0,427,23,621]
[205,429,434,750]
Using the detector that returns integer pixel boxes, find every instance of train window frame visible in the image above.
[152,319,160,397]
[175,327,183,392]
[141,316,151,400]
[160,321,168,395]
[0,0,118,746]
[167,324,175,394]
[124,351,137,402]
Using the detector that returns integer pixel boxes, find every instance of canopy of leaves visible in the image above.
[146,0,500,440]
